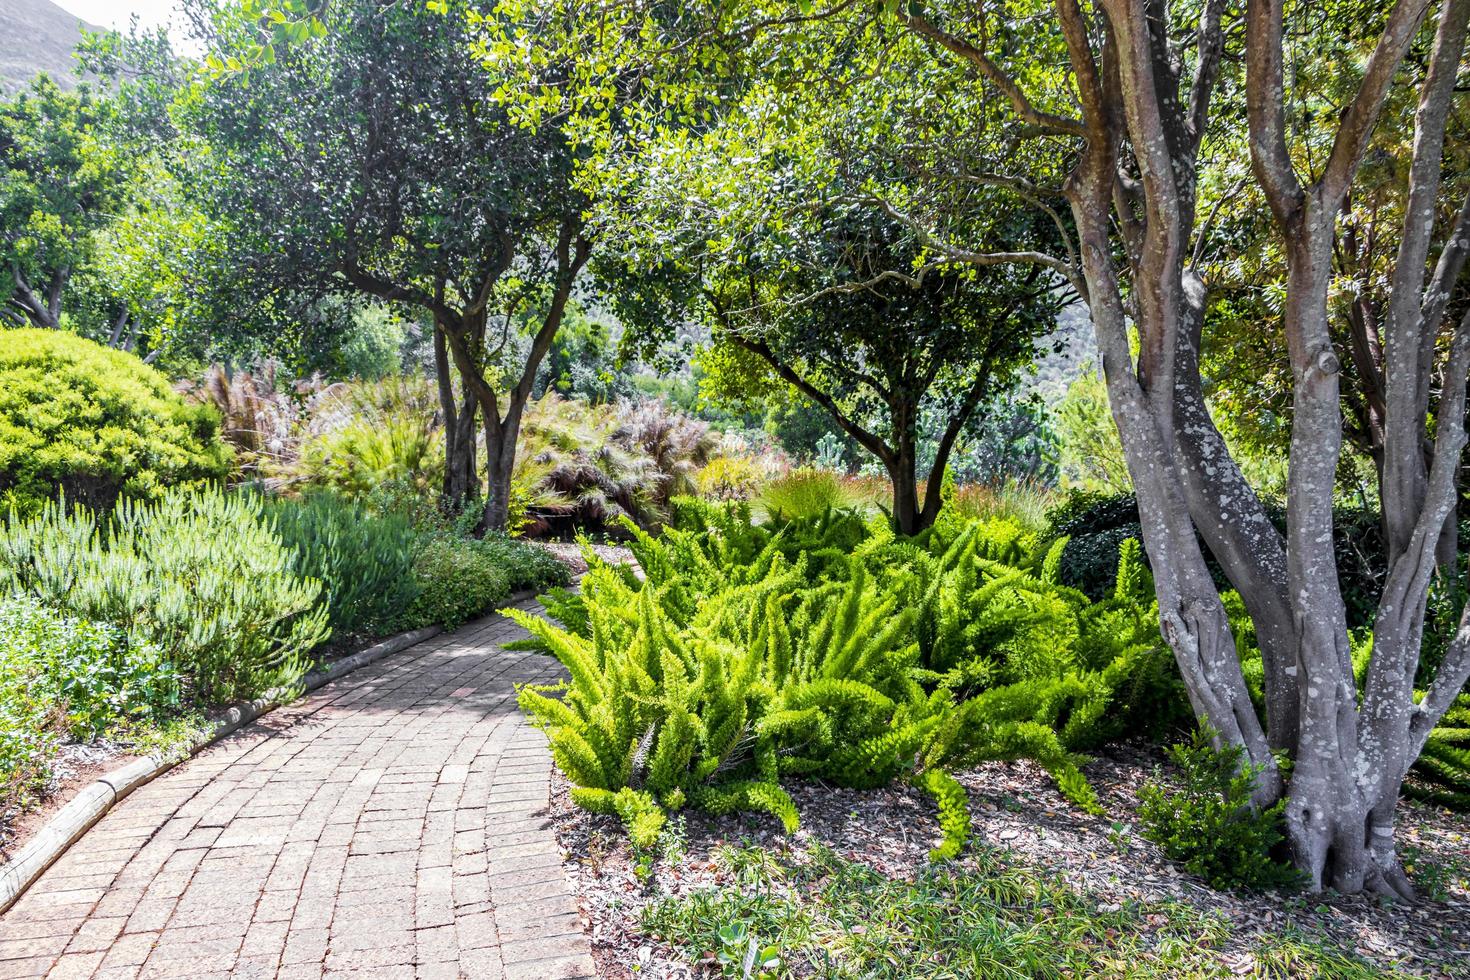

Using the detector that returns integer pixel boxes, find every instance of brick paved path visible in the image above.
[0,602,595,980]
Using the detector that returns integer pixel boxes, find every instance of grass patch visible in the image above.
[641,844,1396,979]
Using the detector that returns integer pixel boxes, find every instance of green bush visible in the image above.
[0,328,233,515]
[287,376,444,499]
[1138,728,1298,891]
[267,491,420,636]
[0,488,329,704]
[0,597,179,815]
[515,507,1181,857]
[395,531,567,632]
[513,558,936,848]
[399,535,512,631]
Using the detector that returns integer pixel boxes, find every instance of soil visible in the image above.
[547,743,1470,979]
[532,541,638,577]
[0,742,139,862]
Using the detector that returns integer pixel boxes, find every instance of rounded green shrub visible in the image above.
[400,535,511,631]
[0,328,233,515]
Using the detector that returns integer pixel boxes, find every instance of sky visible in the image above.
[53,1,197,50]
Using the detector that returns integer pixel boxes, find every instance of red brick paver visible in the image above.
[0,602,596,980]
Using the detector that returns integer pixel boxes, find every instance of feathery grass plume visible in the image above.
[613,399,718,510]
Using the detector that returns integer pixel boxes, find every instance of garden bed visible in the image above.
[0,744,142,860]
[549,743,1470,979]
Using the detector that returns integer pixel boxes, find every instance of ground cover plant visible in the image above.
[0,597,178,822]
[641,844,1393,979]
[552,751,1467,979]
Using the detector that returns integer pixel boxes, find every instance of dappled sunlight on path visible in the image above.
[0,600,593,980]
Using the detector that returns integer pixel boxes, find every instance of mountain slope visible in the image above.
[0,0,100,96]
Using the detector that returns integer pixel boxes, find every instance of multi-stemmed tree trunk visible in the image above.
[433,321,478,509]
[348,225,590,531]
[4,264,67,329]
[439,229,591,531]
[898,0,1470,893]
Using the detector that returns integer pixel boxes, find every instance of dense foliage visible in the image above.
[267,491,420,637]
[0,597,177,817]
[400,531,568,632]
[0,488,328,704]
[0,330,232,515]
[516,502,1185,858]
[1138,730,1299,892]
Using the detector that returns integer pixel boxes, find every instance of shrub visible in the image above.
[397,533,566,631]
[267,491,420,637]
[0,488,329,704]
[513,558,936,848]
[0,597,179,816]
[516,394,661,534]
[289,376,444,498]
[0,328,233,515]
[695,454,765,501]
[514,508,1184,857]
[464,532,570,594]
[185,362,303,479]
[757,468,850,522]
[399,535,511,631]
[947,481,1056,537]
[1137,728,1298,891]
[613,399,717,509]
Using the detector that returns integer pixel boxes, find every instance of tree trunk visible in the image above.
[1174,272,1301,753]
[435,319,480,511]
[888,395,926,535]
[482,429,514,533]
[889,450,922,536]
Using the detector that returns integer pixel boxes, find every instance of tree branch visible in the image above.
[1245,0,1305,219]
[730,333,894,467]
[1319,0,1436,207]
[1187,0,1230,151]
[900,10,1088,138]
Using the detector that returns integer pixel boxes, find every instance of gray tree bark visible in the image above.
[901,0,1470,894]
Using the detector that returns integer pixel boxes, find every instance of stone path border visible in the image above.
[0,597,594,979]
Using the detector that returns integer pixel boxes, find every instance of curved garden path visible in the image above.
[0,601,595,980]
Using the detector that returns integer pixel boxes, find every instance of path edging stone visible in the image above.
[0,587,540,915]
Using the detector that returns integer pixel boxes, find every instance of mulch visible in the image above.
[547,743,1470,979]
[0,742,139,861]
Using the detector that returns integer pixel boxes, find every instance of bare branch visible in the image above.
[1245,0,1305,219]
[729,332,894,467]
[1187,0,1230,150]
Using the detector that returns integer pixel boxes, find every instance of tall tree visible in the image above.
[829,0,1470,894]
[188,0,596,526]
[0,76,127,330]
[604,49,1064,533]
